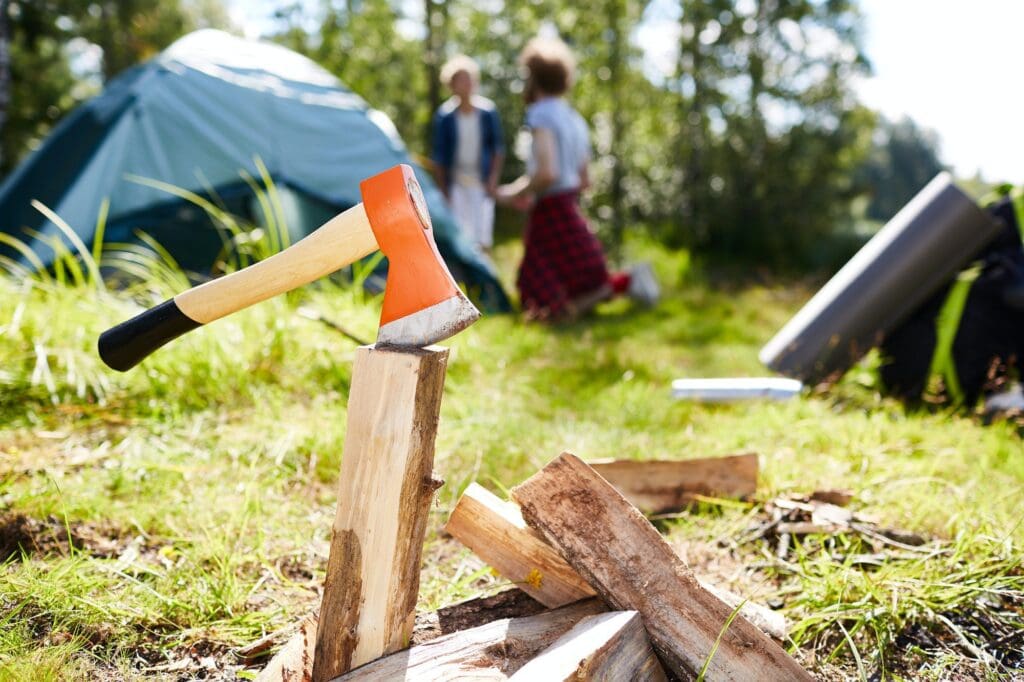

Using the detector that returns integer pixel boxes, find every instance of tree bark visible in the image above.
[0,0,11,168]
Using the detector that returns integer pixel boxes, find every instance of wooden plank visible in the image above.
[589,453,758,514]
[445,483,594,608]
[312,345,449,682]
[509,611,668,681]
[336,598,605,680]
[512,453,812,681]
[446,482,788,640]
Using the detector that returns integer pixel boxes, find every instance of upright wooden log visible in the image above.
[509,611,668,681]
[312,345,449,682]
[337,598,605,680]
[445,482,787,640]
[589,453,758,514]
[512,453,812,682]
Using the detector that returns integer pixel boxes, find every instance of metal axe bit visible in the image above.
[98,165,480,371]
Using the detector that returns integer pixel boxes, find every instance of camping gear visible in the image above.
[760,173,1000,384]
[0,29,510,312]
[880,190,1024,405]
[671,377,802,402]
[99,165,479,371]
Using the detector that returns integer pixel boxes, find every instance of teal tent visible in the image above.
[0,29,510,311]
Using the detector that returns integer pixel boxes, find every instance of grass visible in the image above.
[1,216,1022,679]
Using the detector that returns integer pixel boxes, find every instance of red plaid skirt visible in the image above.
[517,191,611,317]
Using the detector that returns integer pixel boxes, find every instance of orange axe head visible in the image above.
[361,165,480,346]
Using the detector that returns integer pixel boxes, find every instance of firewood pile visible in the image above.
[255,451,824,681]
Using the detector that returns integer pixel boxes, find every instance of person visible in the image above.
[496,37,658,320]
[431,55,505,253]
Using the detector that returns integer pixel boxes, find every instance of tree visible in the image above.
[1,0,82,176]
[270,0,429,157]
[669,0,875,267]
[423,0,447,151]
[0,0,10,170]
[0,0,228,177]
[857,115,945,222]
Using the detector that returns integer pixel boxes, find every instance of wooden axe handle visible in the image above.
[99,203,377,371]
[177,204,376,323]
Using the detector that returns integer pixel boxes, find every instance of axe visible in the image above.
[98,165,480,371]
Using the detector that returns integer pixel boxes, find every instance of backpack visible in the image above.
[880,188,1024,406]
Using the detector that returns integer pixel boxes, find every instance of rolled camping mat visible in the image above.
[671,377,803,402]
[759,172,1001,384]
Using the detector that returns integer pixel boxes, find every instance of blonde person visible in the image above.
[497,37,658,320]
[431,55,505,252]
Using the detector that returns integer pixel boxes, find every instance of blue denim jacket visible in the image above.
[431,96,504,190]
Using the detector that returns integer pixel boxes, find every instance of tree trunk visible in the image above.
[0,0,11,169]
[423,0,446,155]
[606,0,626,259]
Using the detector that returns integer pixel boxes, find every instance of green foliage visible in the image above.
[667,0,875,267]
[260,0,876,268]
[1,0,904,268]
[270,0,430,154]
[0,0,230,174]
[857,115,947,222]
[1,1,84,175]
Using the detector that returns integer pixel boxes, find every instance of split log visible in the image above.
[312,345,448,682]
[336,598,605,680]
[589,453,758,514]
[446,482,788,640]
[509,611,667,681]
[413,588,546,644]
[258,589,547,681]
[445,483,593,608]
[256,615,317,682]
[512,453,812,681]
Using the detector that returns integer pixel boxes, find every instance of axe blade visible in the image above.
[376,293,480,347]
[361,165,480,348]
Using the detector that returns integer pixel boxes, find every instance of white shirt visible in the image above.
[455,110,482,186]
[525,97,591,195]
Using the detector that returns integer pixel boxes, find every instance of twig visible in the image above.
[297,306,369,345]
[850,522,937,554]
[932,612,999,668]
[234,619,305,660]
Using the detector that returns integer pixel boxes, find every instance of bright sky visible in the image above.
[228,0,1024,182]
[857,0,1024,182]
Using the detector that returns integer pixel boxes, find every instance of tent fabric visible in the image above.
[0,29,511,311]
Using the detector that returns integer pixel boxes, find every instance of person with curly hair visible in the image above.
[497,37,658,320]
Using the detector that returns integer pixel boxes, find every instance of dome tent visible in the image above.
[0,29,510,311]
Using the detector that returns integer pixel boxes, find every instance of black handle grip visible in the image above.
[98,298,202,371]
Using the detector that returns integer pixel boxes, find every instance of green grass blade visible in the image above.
[254,156,290,249]
[697,599,747,681]
[91,198,110,289]
[0,232,52,281]
[31,200,101,287]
